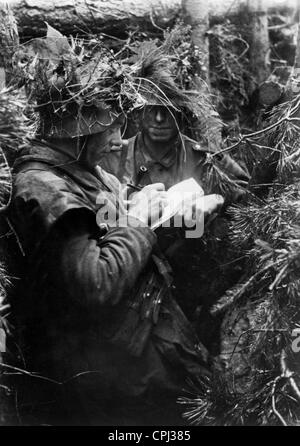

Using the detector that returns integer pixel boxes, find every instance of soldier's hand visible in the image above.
[128,183,168,226]
[218,154,250,188]
[178,192,224,227]
[201,194,225,217]
[214,153,250,202]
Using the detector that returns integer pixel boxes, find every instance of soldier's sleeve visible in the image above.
[11,167,156,308]
[57,209,157,307]
[189,136,250,185]
[213,153,250,202]
[217,153,250,183]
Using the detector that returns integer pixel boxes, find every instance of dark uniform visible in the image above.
[99,132,249,195]
[9,139,210,425]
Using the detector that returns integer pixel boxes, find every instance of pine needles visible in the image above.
[209,21,252,119]
[0,85,27,332]
[181,94,300,426]
[0,87,28,210]
[0,86,27,425]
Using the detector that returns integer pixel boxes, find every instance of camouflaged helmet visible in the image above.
[15,25,206,139]
[14,24,148,139]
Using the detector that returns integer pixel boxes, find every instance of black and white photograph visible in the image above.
[0,0,299,429]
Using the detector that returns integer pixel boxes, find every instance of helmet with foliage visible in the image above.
[14,24,176,139]
[125,39,194,111]
[14,23,221,146]
[123,33,223,149]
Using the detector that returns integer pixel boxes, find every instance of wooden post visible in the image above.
[248,0,270,86]
[182,0,210,85]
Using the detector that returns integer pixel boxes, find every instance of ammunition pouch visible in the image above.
[108,252,173,357]
[103,245,210,378]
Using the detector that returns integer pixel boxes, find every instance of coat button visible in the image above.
[139,165,148,173]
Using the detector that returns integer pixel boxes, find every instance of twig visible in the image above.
[0,304,10,315]
[272,375,288,426]
[0,363,61,386]
[269,264,289,291]
[0,146,12,213]
[214,96,300,157]
[269,350,300,425]
[268,23,294,31]
[280,350,300,402]
[213,116,288,157]
[5,218,25,257]
[149,10,164,32]
[0,362,123,387]
[229,329,288,362]
[0,383,11,393]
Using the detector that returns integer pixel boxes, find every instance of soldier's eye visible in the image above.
[115,114,125,127]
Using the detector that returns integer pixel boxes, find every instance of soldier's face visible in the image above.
[141,106,179,142]
[84,115,124,166]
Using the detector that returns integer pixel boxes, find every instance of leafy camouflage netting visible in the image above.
[13,23,204,139]
[120,22,223,150]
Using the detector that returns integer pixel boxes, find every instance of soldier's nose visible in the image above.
[155,109,165,123]
[111,136,122,147]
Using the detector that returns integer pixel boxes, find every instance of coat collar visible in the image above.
[14,138,121,198]
[136,133,179,169]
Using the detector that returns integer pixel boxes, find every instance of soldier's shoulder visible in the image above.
[13,141,70,192]
[12,163,93,224]
[14,162,65,192]
[182,135,213,155]
[12,160,82,214]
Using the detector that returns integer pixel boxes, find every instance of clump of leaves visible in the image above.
[162,21,207,90]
